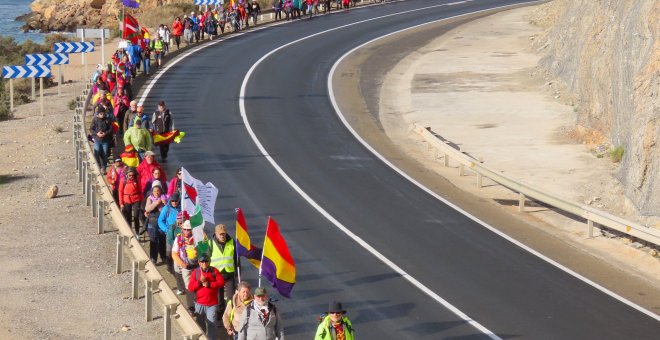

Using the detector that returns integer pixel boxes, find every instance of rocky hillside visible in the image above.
[22,0,189,32]
[531,0,659,215]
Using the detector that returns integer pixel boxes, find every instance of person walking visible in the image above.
[152,100,173,162]
[106,158,125,203]
[150,33,165,67]
[188,253,224,339]
[90,106,114,173]
[223,281,253,340]
[119,167,142,235]
[145,180,168,263]
[273,0,282,21]
[123,117,153,160]
[315,301,355,340]
[167,167,183,197]
[209,224,239,310]
[172,219,200,309]
[123,100,139,132]
[172,17,183,49]
[250,0,261,26]
[237,287,284,340]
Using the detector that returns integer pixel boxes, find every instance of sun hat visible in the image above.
[327,301,346,314]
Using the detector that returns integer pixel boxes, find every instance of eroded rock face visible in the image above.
[533,0,659,215]
[21,0,162,32]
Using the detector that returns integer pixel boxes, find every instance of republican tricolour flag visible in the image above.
[235,208,262,269]
[122,0,140,8]
[260,217,296,298]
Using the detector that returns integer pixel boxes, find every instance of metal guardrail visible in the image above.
[72,83,206,340]
[411,124,660,247]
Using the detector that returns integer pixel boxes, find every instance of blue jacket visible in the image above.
[158,201,180,233]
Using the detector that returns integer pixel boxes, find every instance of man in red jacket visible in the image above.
[189,253,224,339]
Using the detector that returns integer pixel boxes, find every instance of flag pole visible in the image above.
[257,216,270,288]
[181,167,185,212]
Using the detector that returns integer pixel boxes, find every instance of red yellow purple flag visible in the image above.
[235,208,262,268]
[260,217,295,298]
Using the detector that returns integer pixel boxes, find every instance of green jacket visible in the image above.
[315,315,354,340]
[123,116,153,152]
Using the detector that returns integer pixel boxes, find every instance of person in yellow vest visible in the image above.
[315,301,355,340]
[150,33,165,67]
[209,224,239,310]
[222,281,253,339]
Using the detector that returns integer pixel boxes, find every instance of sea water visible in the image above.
[0,0,47,44]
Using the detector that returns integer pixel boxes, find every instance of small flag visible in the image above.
[120,145,139,167]
[122,0,140,9]
[235,208,262,268]
[112,121,120,134]
[261,217,296,298]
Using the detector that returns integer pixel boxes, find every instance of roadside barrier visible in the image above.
[412,124,660,247]
[72,83,206,340]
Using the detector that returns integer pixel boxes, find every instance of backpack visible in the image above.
[241,302,278,338]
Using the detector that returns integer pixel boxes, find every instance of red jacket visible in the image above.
[188,267,224,306]
[118,177,141,205]
[172,20,183,36]
[137,161,166,194]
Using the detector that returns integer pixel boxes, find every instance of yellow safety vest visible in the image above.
[210,238,235,273]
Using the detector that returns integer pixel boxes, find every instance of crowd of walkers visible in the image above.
[85,2,373,338]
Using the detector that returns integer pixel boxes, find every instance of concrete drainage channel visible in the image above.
[72,86,205,339]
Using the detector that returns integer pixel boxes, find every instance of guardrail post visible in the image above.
[75,140,80,170]
[443,153,449,167]
[588,219,594,238]
[518,193,525,212]
[116,235,128,274]
[97,200,104,234]
[163,303,179,340]
[86,172,92,207]
[459,164,465,176]
[145,279,161,321]
[477,173,483,188]
[78,151,84,183]
[91,184,98,216]
[81,160,87,192]
[132,260,146,300]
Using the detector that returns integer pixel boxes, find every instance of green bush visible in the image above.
[609,146,624,163]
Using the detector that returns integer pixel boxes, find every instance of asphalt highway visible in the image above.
[139,0,660,338]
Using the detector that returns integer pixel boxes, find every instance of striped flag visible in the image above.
[235,208,262,269]
[120,145,139,167]
[260,217,296,298]
[153,129,186,145]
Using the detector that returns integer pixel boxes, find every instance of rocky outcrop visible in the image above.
[532,0,659,215]
[21,0,186,32]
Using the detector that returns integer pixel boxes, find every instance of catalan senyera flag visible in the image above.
[122,0,140,9]
[261,217,295,298]
[152,129,185,145]
[235,208,262,269]
[120,145,139,167]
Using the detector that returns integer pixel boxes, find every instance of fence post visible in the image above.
[518,193,525,212]
[132,260,146,300]
[443,153,449,167]
[588,219,594,238]
[477,173,483,188]
[75,140,80,170]
[459,164,465,176]
[97,200,104,234]
[81,160,87,192]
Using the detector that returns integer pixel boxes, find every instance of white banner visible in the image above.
[180,167,219,224]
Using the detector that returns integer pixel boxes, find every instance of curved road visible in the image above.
[139,0,660,338]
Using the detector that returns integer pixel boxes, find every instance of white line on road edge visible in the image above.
[238,2,528,339]
[327,1,660,325]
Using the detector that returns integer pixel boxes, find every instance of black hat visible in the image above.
[198,254,210,262]
[170,192,181,202]
[327,301,346,314]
